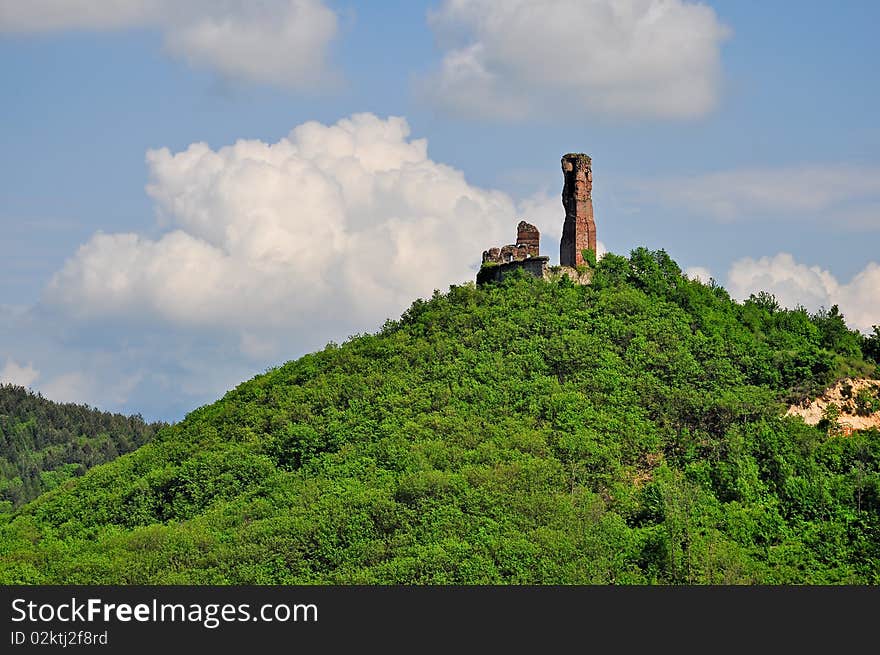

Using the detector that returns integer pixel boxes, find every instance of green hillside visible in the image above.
[0,385,164,509]
[2,248,879,584]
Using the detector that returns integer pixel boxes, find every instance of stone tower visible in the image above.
[516,220,540,254]
[559,153,596,268]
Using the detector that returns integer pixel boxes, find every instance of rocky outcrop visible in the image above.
[559,153,596,268]
[786,378,880,433]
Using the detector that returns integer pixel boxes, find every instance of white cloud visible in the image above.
[33,368,141,407]
[685,266,714,284]
[0,359,39,387]
[39,372,92,405]
[639,164,880,227]
[420,0,730,120]
[163,1,338,88]
[727,253,880,332]
[0,0,339,89]
[46,114,553,343]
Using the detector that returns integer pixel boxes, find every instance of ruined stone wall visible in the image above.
[482,221,540,264]
[482,244,533,264]
[477,256,550,285]
[559,153,596,268]
[516,220,539,255]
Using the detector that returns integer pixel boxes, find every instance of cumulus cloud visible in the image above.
[637,164,880,227]
[0,359,39,387]
[39,372,93,405]
[727,253,880,332]
[38,369,142,407]
[47,114,561,348]
[0,299,269,417]
[0,0,339,89]
[419,0,730,120]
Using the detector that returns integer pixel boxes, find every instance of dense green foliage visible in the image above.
[1,248,878,584]
[0,385,163,509]
[864,326,880,364]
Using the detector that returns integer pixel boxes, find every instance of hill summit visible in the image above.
[2,248,879,584]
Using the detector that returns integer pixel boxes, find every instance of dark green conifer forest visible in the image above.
[2,249,879,584]
[0,385,163,509]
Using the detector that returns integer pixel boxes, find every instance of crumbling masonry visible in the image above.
[477,152,596,285]
[482,221,541,265]
[559,153,596,268]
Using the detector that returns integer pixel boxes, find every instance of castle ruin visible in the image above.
[482,221,541,265]
[477,152,596,285]
[559,153,596,268]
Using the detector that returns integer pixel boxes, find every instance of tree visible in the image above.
[863,326,880,363]
[812,305,861,357]
[818,402,842,433]
[748,291,780,314]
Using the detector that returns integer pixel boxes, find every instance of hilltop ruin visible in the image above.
[559,153,596,268]
[477,153,597,285]
[481,221,541,265]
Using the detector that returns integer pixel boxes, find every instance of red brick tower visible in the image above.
[559,153,596,267]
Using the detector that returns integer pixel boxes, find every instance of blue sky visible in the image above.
[1,0,879,421]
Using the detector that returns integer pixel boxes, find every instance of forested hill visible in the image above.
[0,385,164,508]
[2,248,879,584]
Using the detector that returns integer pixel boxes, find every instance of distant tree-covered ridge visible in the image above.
[0,385,165,508]
[1,248,879,584]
